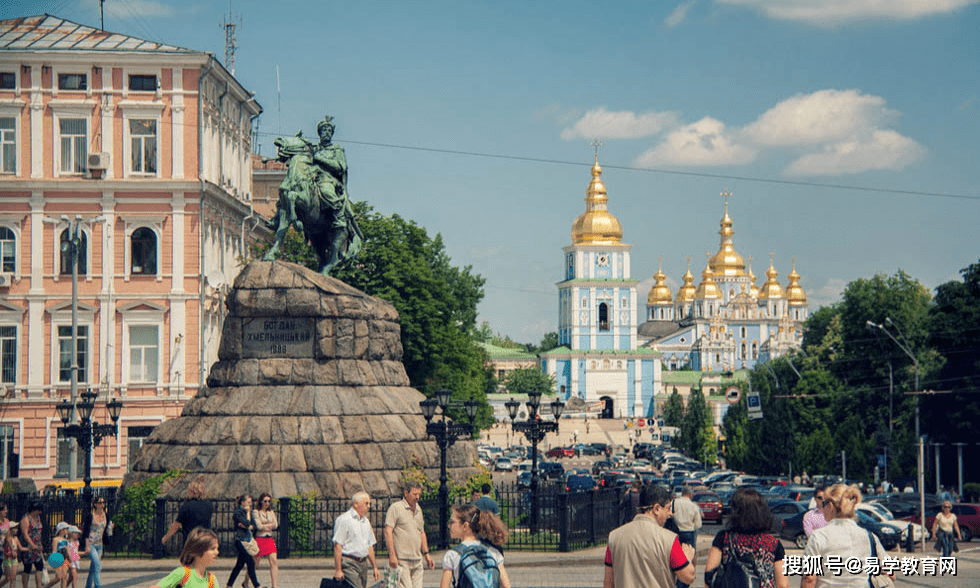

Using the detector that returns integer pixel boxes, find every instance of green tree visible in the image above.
[680,388,715,465]
[537,332,560,353]
[501,367,555,396]
[663,388,685,427]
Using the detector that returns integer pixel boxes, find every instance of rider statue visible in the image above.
[263,115,363,275]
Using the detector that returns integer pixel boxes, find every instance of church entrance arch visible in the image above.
[600,396,614,419]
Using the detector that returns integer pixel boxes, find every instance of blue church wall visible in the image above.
[659,328,695,348]
[578,334,591,350]
[626,361,636,416]
[640,360,654,416]
[619,334,631,349]
[577,360,587,399]
[554,360,571,400]
[596,333,615,350]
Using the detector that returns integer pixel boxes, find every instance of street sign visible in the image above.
[747,391,763,419]
[725,386,741,404]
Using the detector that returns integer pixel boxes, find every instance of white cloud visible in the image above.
[666,1,697,27]
[634,117,758,167]
[104,0,176,18]
[809,277,848,308]
[742,89,897,147]
[716,0,973,25]
[783,129,925,176]
[561,107,680,140]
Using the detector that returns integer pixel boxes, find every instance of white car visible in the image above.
[494,457,514,471]
[858,502,925,543]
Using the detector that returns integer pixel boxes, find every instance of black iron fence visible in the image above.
[2,483,624,558]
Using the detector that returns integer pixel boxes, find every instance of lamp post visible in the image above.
[57,388,123,503]
[866,318,924,551]
[504,390,564,535]
[419,390,478,549]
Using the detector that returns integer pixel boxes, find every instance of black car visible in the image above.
[564,474,598,492]
[780,510,809,549]
[769,501,810,535]
[517,471,532,488]
[539,461,565,480]
[592,459,616,476]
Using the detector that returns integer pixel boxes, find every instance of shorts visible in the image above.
[21,559,42,574]
[3,558,17,571]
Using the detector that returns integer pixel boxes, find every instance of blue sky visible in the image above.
[7,0,979,343]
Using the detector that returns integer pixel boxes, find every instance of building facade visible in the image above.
[0,15,264,485]
[543,157,662,419]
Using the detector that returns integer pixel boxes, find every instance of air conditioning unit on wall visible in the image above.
[0,274,11,288]
[88,152,110,169]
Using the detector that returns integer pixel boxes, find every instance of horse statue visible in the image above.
[263,116,363,275]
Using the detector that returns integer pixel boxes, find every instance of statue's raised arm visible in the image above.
[263,115,363,275]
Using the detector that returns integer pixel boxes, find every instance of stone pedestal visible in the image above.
[125,261,477,498]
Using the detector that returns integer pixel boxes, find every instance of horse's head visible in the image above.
[274,134,313,160]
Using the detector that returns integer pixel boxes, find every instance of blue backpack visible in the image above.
[452,543,500,588]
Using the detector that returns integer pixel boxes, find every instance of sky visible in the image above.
[6,0,980,344]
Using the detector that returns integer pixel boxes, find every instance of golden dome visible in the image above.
[758,253,784,299]
[708,192,747,277]
[571,156,624,245]
[647,260,673,305]
[676,260,697,303]
[695,255,722,299]
[785,259,807,305]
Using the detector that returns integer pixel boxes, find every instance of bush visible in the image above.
[112,470,185,554]
[287,492,317,554]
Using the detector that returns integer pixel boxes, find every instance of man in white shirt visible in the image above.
[671,487,702,588]
[333,492,381,588]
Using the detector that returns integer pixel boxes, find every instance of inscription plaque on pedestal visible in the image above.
[242,317,314,358]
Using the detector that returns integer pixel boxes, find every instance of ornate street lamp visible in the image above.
[419,390,479,549]
[506,391,564,534]
[58,387,123,502]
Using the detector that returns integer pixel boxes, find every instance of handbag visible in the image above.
[708,532,761,588]
[866,531,895,588]
[241,532,260,557]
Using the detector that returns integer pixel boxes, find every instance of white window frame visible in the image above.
[47,302,97,388]
[121,67,162,99]
[118,301,166,386]
[49,101,95,177]
[0,222,20,276]
[0,321,19,385]
[53,221,92,280]
[127,118,158,176]
[119,101,163,178]
[119,217,164,281]
[0,107,21,176]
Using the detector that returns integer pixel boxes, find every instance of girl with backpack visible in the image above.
[149,527,220,588]
[439,505,511,588]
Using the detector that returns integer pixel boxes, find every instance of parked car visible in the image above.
[546,446,576,459]
[517,471,532,488]
[693,491,723,523]
[592,460,616,476]
[565,474,598,493]
[494,457,514,472]
[869,492,941,520]
[856,509,901,550]
[780,510,809,549]
[769,501,810,535]
[600,472,636,489]
[771,485,815,503]
[857,503,926,543]
[539,461,565,479]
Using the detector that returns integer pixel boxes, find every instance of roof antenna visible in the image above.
[221,0,239,75]
[99,0,105,30]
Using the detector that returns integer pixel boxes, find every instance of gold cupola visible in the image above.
[647,259,673,305]
[676,259,697,303]
[695,254,722,299]
[708,191,747,277]
[571,155,624,245]
[747,256,760,299]
[757,253,784,299]
[785,259,807,306]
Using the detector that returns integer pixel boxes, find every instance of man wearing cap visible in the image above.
[333,492,381,588]
[384,481,434,588]
[604,485,695,588]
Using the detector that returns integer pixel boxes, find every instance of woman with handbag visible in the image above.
[226,495,262,588]
[801,484,895,588]
[245,494,279,588]
[704,487,788,588]
[81,496,113,588]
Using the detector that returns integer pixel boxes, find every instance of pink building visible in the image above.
[0,15,265,485]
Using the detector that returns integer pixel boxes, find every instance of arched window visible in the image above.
[131,227,157,275]
[59,228,87,276]
[0,227,15,273]
[598,302,609,331]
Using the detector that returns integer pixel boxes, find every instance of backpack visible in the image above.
[179,566,216,588]
[708,533,761,588]
[452,542,500,588]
